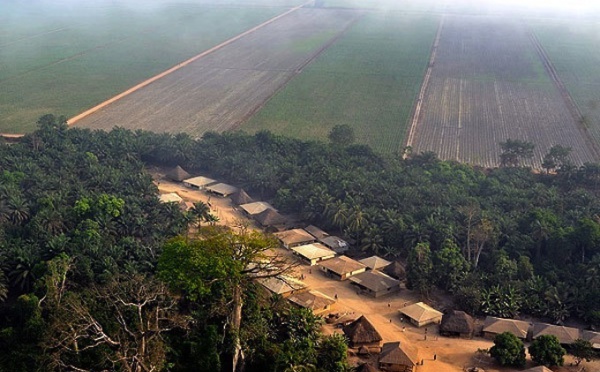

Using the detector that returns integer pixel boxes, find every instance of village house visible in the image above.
[319,235,350,254]
[531,323,580,345]
[318,255,367,280]
[205,182,238,197]
[291,243,336,265]
[274,229,317,249]
[399,302,443,328]
[257,275,307,298]
[359,256,392,271]
[343,316,383,349]
[582,330,600,349]
[304,225,329,239]
[165,165,191,182]
[378,341,419,372]
[349,270,400,298]
[183,175,217,190]
[288,290,336,315]
[254,208,287,230]
[482,317,531,340]
[439,310,475,338]
[230,189,253,205]
[239,201,275,216]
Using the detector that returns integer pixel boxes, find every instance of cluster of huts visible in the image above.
[482,316,600,349]
[343,315,420,372]
[157,167,600,369]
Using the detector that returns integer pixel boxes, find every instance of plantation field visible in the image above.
[532,21,600,147]
[409,16,600,168]
[0,1,297,132]
[242,12,439,153]
[74,9,362,135]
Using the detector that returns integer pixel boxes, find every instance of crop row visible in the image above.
[410,16,599,168]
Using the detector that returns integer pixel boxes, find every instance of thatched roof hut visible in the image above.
[165,165,191,182]
[343,316,383,348]
[378,341,419,372]
[439,310,474,338]
[254,208,287,227]
[383,261,406,281]
[230,189,253,205]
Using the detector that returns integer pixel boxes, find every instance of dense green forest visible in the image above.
[1,115,600,370]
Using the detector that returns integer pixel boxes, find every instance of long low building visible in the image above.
[318,255,366,280]
[482,317,531,340]
[274,229,317,249]
[349,270,400,298]
[183,176,217,189]
[257,275,307,298]
[205,183,238,197]
[288,290,336,315]
[292,243,336,265]
[399,302,443,328]
[239,201,275,216]
[531,323,580,345]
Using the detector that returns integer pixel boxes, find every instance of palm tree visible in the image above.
[190,201,217,228]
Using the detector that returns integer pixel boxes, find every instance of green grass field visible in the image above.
[533,20,600,144]
[241,12,439,153]
[0,1,300,133]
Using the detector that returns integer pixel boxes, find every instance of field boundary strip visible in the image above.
[529,30,600,159]
[67,1,312,126]
[404,15,445,156]
[0,27,69,48]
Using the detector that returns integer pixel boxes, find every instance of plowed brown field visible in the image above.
[74,8,361,135]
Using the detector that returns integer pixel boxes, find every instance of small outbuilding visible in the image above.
[239,201,275,216]
[343,316,383,349]
[399,302,443,328]
[378,341,419,372]
[359,256,392,271]
[183,176,217,189]
[304,225,329,239]
[319,236,350,254]
[439,310,475,338]
[482,317,530,340]
[288,290,336,315]
[531,323,580,345]
[165,165,191,182]
[291,243,336,265]
[205,183,238,197]
[318,255,367,280]
[274,229,317,249]
[230,189,253,205]
[349,270,400,298]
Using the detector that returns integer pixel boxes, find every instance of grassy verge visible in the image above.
[0,2,286,132]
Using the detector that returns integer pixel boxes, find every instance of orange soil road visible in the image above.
[67,1,312,126]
